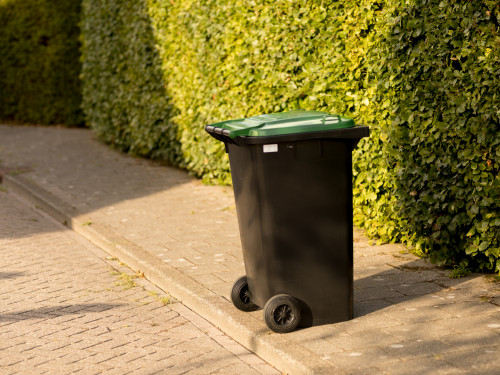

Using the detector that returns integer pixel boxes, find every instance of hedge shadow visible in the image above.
[0,0,83,125]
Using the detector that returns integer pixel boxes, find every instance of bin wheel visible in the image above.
[231,276,259,312]
[264,294,301,333]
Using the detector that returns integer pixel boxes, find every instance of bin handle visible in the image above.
[321,115,341,124]
[205,125,238,144]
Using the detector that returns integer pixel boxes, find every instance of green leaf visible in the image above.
[478,242,489,251]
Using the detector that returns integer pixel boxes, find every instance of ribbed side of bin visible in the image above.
[228,139,355,327]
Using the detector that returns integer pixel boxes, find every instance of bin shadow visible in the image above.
[352,258,476,318]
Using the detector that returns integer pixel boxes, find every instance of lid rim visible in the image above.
[233,126,370,145]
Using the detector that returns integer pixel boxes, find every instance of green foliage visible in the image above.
[0,0,83,125]
[80,0,181,162]
[379,0,499,272]
[80,0,499,272]
[149,0,391,185]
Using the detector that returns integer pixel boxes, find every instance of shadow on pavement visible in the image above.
[0,303,124,321]
[0,125,194,239]
[353,258,477,318]
[0,0,187,241]
[0,271,26,280]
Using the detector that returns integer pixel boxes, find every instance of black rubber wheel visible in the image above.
[230,276,259,312]
[263,294,301,333]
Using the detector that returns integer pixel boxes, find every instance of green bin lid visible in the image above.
[209,110,354,139]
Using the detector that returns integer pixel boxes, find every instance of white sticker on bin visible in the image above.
[263,144,278,153]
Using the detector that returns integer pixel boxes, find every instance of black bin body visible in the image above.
[229,139,355,327]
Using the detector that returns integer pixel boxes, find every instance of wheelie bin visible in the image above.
[205,110,369,333]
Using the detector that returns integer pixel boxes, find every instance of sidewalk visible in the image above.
[1,124,499,374]
[0,187,278,374]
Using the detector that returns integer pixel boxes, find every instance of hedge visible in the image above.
[380,0,500,271]
[0,0,83,125]
[80,0,499,272]
[80,0,181,161]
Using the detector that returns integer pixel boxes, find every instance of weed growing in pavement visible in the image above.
[108,267,120,276]
[479,295,494,303]
[148,291,158,298]
[115,273,138,290]
[107,257,172,305]
[449,265,471,279]
[148,290,171,306]
[160,297,171,306]
[485,275,500,283]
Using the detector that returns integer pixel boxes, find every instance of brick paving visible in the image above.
[0,124,499,374]
[0,191,278,375]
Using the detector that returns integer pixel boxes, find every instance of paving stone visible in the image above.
[322,347,400,371]
[0,191,278,374]
[381,355,466,375]
[439,330,500,352]
[380,320,461,340]
[326,329,399,351]
[441,346,500,375]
